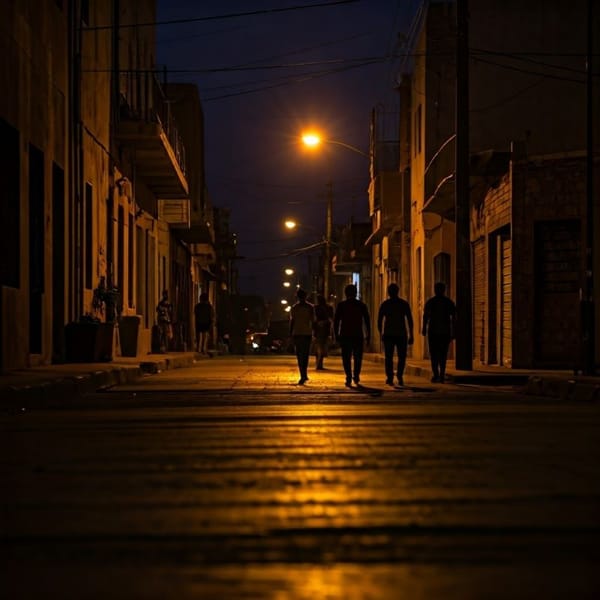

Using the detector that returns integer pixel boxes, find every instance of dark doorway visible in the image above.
[52,163,65,362]
[29,144,45,355]
[0,118,21,370]
[534,219,581,366]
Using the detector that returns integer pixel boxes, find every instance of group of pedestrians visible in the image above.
[155,290,214,355]
[289,281,456,387]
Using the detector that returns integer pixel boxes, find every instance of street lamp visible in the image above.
[300,130,369,299]
[301,131,369,158]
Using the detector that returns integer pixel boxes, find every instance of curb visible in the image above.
[526,375,600,402]
[1,354,198,411]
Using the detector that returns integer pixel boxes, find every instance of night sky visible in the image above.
[156,0,418,302]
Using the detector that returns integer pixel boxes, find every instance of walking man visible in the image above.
[290,288,315,385]
[422,282,456,383]
[333,284,371,387]
[194,292,214,354]
[313,294,333,370]
[377,283,414,386]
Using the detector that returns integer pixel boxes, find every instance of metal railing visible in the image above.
[118,70,186,176]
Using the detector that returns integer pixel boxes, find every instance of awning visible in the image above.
[364,225,392,246]
[202,267,219,281]
[175,223,213,245]
[422,150,511,220]
[422,173,455,219]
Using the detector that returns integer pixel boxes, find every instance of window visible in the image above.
[81,0,89,25]
[0,118,20,288]
[433,252,451,297]
[415,104,422,155]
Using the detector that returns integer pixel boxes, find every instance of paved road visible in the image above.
[3,356,600,599]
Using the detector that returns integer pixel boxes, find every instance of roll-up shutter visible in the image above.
[472,238,486,362]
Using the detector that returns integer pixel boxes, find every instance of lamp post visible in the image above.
[300,131,369,300]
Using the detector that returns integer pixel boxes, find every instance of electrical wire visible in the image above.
[83,0,360,31]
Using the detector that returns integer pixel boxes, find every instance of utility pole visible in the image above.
[582,0,595,374]
[455,0,473,369]
[324,181,333,300]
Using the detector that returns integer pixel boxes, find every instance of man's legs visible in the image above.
[294,335,311,382]
[438,335,451,381]
[195,329,201,352]
[383,336,395,383]
[339,337,353,384]
[395,337,408,384]
[352,337,364,383]
[200,330,209,354]
[315,339,325,369]
[428,333,441,381]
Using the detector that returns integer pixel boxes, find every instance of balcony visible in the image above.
[116,72,189,199]
[158,199,190,228]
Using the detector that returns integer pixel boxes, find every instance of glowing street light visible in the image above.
[284,268,295,276]
[298,129,369,299]
[300,130,369,158]
[301,132,321,148]
[280,299,288,305]
[284,219,297,230]
[283,281,291,288]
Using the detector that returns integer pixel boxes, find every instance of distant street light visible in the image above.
[283,281,291,288]
[284,268,295,276]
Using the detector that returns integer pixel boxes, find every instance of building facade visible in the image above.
[0,0,223,371]
[392,0,600,369]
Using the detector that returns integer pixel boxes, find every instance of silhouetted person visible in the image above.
[422,282,456,383]
[194,292,214,354]
[333,284,371,387]
[377,283,414,386]
[156,289,173,353]
[313,294,333,370]
[290,288,315,385]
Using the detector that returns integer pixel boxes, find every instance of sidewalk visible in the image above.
[1,351,599,409]
[0,352,200,410]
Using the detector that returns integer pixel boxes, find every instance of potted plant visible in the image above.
[64,277,122,362]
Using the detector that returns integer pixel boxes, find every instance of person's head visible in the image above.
[387,283,399,298]
[200,292,208,302]
[316,294,326,306]
[162,289,168,299]
[434,282,446,296]
[296,288,307,301]
[344,284,357,299]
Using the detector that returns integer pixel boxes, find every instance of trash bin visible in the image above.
[65,321,97,363]
[94,322,115,362]
[119,315,141,357]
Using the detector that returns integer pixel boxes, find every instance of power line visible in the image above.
[83,0,360,31]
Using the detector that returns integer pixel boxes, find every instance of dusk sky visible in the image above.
[156,0,419,302]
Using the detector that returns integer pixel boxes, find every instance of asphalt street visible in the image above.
[2,355,600,599]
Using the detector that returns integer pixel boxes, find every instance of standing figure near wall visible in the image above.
[156,290,173,353]
[194,292,214,355]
